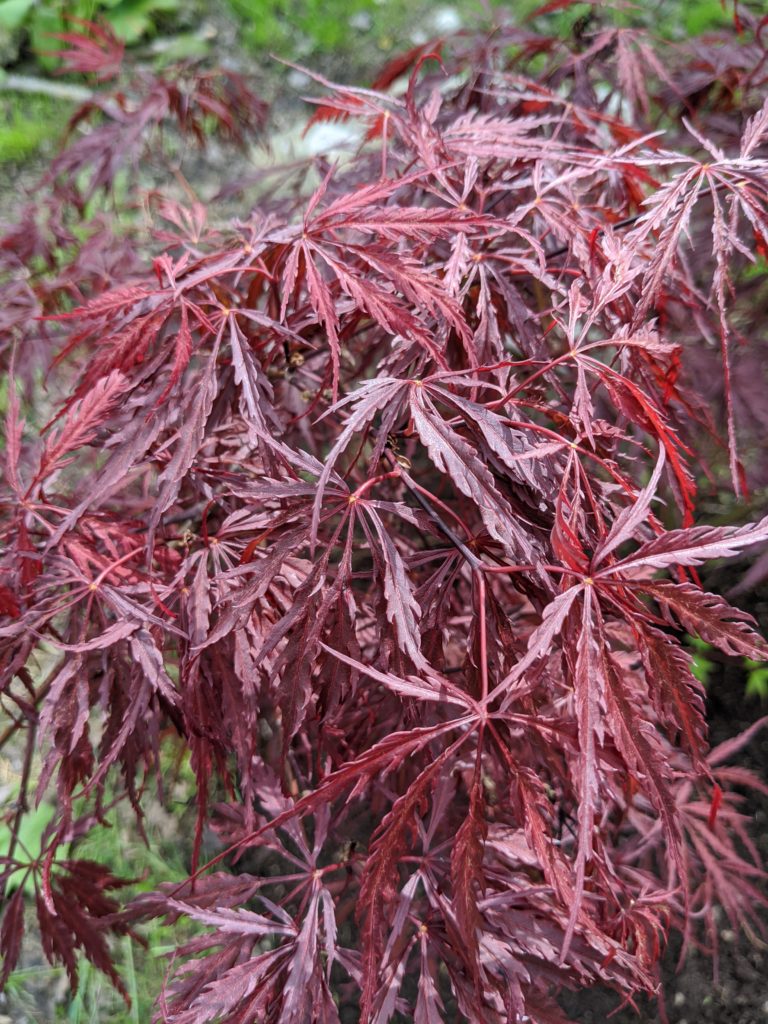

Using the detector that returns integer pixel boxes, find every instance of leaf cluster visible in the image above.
[2,8,768,1022]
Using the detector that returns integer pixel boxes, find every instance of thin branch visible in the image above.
[545,211,644,260]
[0,73,91,103]
[383,449,483,568]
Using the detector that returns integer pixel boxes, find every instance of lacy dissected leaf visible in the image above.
[604,655,686,891]
[311,377,408,547]
[449,769,487,978]
[45,18,125,80]
[638,626,708,763]
[0,887,24,989]
[587,360,696,524]
[36,860,135,1001]
[153,347,220,525]
[638,580,768,661]
[603,516,768,574]
[495,585,583,706]
[592,447,666,568]
[358,737,466,1022]
[429,383,561,496]
[364,505,428,669]
[562,586,605,956]
[42,370,130,472]
[410,385,539,561]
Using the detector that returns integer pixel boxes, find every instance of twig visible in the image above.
[545,210,643,260]
[383,449,482,568]
[0,73,92,104]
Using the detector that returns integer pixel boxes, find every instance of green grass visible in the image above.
[1,737,202,1024]
[52,746,200,1023]
[219,0,745,89]
[224,0,463,82]
[0,92,70,163]
[745,658,768,702]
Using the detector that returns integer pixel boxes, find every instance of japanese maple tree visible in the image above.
[2,5,768,1022]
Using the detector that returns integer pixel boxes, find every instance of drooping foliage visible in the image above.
[2,7,768,1022]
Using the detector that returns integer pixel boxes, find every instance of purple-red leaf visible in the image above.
[639,580,768,661]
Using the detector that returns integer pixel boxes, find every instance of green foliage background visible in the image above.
[0,0,742,166]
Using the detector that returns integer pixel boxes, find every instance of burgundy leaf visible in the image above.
[0,887,25,989]
[602,516,768,574]
[639,580,768,661]
[410,386,538,561]
[638,626,708,763]
[592,447,665,568]
[449,770,487,976]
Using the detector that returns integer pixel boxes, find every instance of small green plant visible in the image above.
[0,92,70,162]
[0,0,183,72]
[745,658,768,701]
[686,635,716,687]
